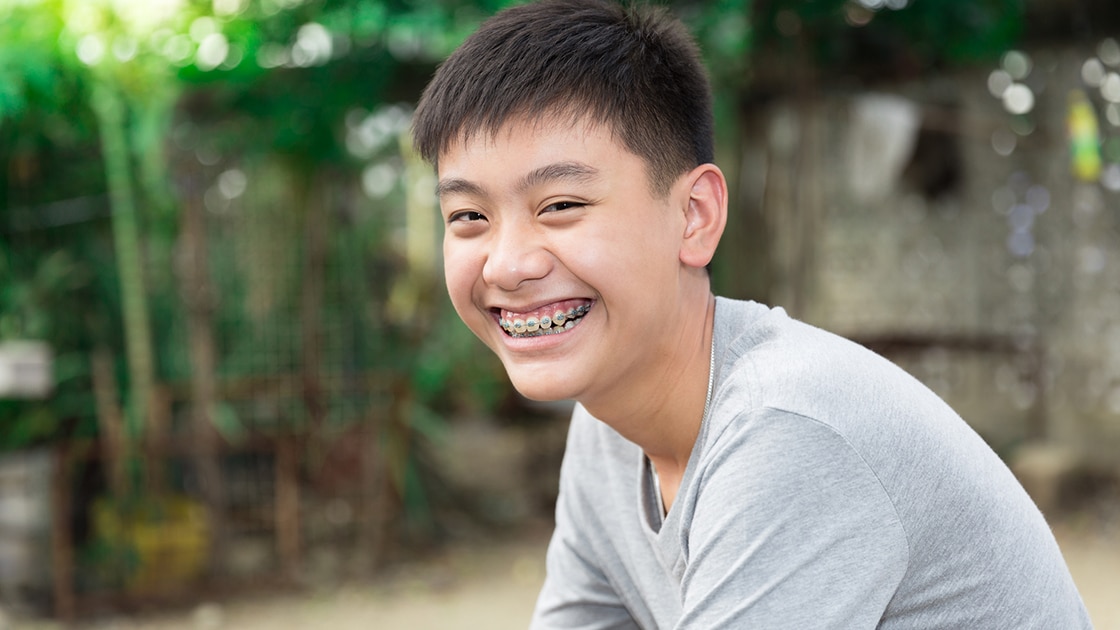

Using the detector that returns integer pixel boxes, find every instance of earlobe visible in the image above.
[680,164,728,268]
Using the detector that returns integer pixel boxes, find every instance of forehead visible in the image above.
[444,112,608,156]
[436,114,650,190]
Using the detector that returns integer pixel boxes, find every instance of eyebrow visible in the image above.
[436,161,601,199]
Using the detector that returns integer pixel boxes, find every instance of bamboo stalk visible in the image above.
[91,83,156,488]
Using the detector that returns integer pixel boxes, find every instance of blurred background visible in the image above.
[1,0,1119,627]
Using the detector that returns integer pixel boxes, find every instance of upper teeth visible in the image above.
[500,305,589,337]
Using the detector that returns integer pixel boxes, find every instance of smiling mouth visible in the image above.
[497,301,592,338]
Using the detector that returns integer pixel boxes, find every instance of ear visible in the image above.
[679,164,728,269]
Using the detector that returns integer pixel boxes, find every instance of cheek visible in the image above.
[443,241,483,311]
[576,219,678,281]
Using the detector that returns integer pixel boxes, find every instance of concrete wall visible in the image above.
[747,47,1120,467]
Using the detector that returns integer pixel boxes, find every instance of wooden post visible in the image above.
[91,347,127,497]
[50,447,74,622]
[300,172,329,471]
[175,161,227,575]
[147,384,172,495]
[275,438,300,580]
[356,416,387,577]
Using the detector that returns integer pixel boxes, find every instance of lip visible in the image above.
[486,298,596,350]
[488,297,595,317]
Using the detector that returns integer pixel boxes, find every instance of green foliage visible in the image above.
[0,236,108,450]
[0,249,90,341]
[0,8,68,120]
[676,0,754,87]
[751,0,1025,77]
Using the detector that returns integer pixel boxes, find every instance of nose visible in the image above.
[482,223,552,290]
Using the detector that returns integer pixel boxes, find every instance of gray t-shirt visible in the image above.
[531,298,1090,629]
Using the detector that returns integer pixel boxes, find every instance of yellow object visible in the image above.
[91,495,210,594]
[1068,90,1102,183]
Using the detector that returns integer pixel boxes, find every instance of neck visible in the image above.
[582,290,717,476]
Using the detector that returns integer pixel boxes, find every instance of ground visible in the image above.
[1054,517,1120,629]
[7,515,1119,629]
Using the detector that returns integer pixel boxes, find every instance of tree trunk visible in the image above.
[300,170,329,455]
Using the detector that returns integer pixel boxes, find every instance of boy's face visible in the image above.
[437,117,694,406]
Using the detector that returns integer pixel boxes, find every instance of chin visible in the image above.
[506,371,581,403]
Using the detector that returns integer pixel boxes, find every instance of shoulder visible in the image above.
[707,298,960,449]
[673,406,910,625]
[685,406,901,526]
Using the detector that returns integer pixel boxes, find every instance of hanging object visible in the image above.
[0,341,52,399]
[847,93,922,202]
[1067,89,1102,183]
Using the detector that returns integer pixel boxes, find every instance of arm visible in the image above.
[676,408,909,629]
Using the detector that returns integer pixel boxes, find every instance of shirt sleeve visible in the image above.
[530,506,640,630]
[675,407,909,629]
[530,408,641,630]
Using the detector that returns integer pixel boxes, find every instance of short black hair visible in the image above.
[412,0,713,196]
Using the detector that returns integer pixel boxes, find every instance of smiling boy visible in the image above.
[411,0,1091,627]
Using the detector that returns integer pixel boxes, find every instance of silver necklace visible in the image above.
[701,331,716,425]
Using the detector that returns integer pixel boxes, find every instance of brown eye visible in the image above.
[450,210,485,223]
[543,201,584,213]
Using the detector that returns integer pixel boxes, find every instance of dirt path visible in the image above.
[62,534,550,630]
[1055,521,1120,629]
[13,519,1118,630]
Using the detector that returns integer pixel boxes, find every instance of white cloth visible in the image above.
[531,298,1090,629]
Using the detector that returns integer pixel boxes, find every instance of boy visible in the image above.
[412,0,1091,627]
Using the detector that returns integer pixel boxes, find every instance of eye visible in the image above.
[448,210,486,224]
[542,200,585,213]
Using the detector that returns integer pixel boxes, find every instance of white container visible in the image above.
[0,341,52,399]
